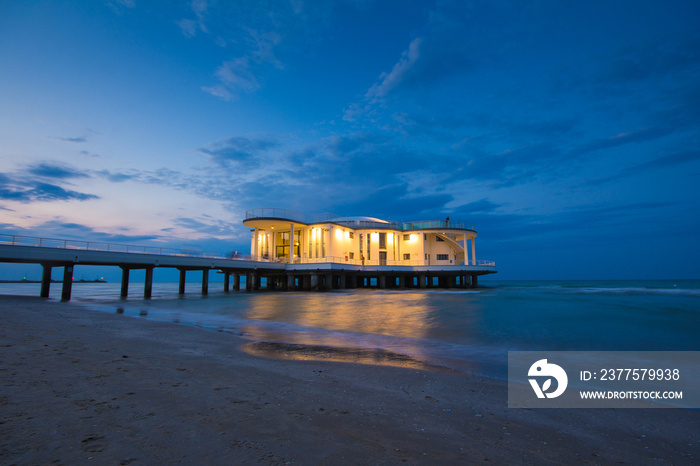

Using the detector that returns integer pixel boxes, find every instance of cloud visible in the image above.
[173,216,239,237]
[570,126,674,158]
[177,0,209,38]
[105,0,135,14]
[199,136,279,167]
[202,57,260,100]
[0,163,98,203]
[27,162,90,179]
[586,149,700,185]
[0,179,99,203]
[52,136,87,143]
[31,220,160,243]
[366,38,423,101]
[453,199,501,214]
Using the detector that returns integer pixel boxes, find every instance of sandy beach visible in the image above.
[0,296,697,464]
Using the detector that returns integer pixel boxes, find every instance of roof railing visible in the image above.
[246,208,475,231]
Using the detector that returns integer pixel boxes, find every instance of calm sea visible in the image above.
[2,279,699,377]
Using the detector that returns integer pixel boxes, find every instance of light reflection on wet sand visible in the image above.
[241,290,482,371]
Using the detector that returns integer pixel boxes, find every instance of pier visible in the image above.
[0,235,496,300]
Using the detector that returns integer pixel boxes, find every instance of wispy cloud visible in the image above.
[0,179,99,203]
[51,136,87,143]
[177,0,209,38]
[0,163,97,203]
[198,136,279,167]
[27,162,90,179]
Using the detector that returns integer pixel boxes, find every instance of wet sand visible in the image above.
[0,296,697,464]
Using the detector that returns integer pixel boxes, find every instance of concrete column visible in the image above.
[61,265,74,302]
[310,274,319,290]
[398,275,405,288]
[246,272,253,291]
[472,275,478,288]
[287,273,295,290]
[472,238,476,265]
[232,274,240,290]
[379,275,386,289]
[463,236,469,265]
[202,269,209,295]
[253,228,259,260]
[289,223,295,263]
[178,269,186,295]
[325,273,333,290]
[302,275,311,291]
[120,267,130,298]
[418,274,426,288]
[40,265,52,298]
[339,273,346,289]
[144,267,153,299]
[223,272,230,292]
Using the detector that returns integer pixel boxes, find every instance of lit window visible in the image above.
[403,253,410,260]
[437,254,449,260]
[403,234,410,241]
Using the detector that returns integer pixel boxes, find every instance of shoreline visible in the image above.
[1,296,698,464]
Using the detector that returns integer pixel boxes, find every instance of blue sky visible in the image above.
[1,0,699,280]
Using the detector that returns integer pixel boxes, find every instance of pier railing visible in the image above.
[0,234,239,260]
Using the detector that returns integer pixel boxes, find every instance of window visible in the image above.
[349,252,354,259]
[367,234,371,260]
[349,232,354,239]
[379,232,386,249]
[403,253,411,260]
[436,236,444,242]
[403,234,410,241]
[437,254,449,260]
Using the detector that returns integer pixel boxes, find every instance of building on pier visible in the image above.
[243,208,484,267]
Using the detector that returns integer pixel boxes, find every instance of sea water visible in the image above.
[2,280,698,377]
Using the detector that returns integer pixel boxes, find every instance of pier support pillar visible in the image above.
[310,274,319,290]
[418,274,426,289]
[472,275,478,288]
[178,269,186,295]
[348,274,357,289]
[61,264,73,302]
[202,269,209,295]
[40,265,52,298]
[120,267,130,298]
[302,275,311,291]
[339,273,346,289]
[232,274,240,291]
[379,275,386,289]
[144,267,153,299]
[398,275,405,288]
[325,273,333,290]
[287,274,295,291]
[223,272,230,292]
